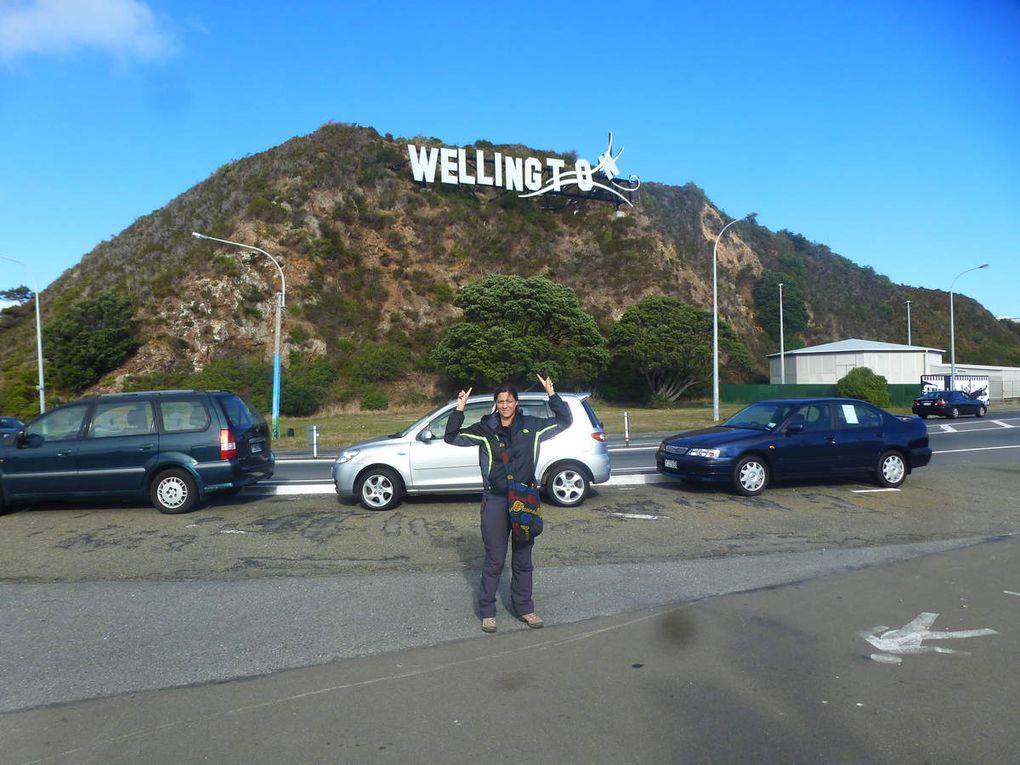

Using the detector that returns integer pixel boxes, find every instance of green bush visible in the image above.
[836,367,890,407]
[281,381,322,417]
[360,391,389,411]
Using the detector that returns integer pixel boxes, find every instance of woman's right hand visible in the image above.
[455,387,473,411]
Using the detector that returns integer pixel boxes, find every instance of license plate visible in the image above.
[665,459,678,469]
[921,402,931,407]
[250,442,263,454]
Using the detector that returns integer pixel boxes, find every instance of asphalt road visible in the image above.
[0,411,1018,762]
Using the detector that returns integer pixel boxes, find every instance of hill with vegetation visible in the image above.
[2,122,1019,417]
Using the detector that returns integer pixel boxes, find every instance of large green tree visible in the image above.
[44,293,139,393]
[607,295,754,401]
[431,275,608,389]
[753,271,809,344]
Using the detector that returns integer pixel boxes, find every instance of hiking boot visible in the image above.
[519,613,544,629]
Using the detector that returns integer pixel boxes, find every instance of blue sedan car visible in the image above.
[656,398,931,496]
[0,417,24,441]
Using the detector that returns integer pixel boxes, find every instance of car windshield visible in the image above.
[918,392,943,400]
[723,402,800,431]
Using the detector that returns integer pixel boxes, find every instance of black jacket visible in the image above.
[444,394,572,493]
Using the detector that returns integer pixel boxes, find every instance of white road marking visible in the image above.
[609,512,659,520]
[859,612,998,664]
[1005,591,1020,597]
[938,423,957,433]
[934,444,1020,455]
[990,420,1014,428]
[851,488,901,493]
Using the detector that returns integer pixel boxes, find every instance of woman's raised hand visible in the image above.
[536,374,555,397]
[455,387,473,411]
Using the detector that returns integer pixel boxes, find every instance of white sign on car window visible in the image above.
[842,404,859,424]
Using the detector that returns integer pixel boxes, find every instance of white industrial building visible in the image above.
[767,338,1020,400]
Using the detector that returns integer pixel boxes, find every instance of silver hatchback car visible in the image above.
[332,392,610,510]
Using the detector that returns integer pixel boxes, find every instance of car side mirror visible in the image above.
[420,429,436,442]
[785,420,805,434]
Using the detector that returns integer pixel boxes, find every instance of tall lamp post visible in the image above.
[0,255,46,413]
[949,263,988,390]
[904,300,912,345]
[778,282,785,384]
[191,232,286,438]
[712,212,757,420]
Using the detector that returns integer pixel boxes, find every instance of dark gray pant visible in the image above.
[478,491,534,618]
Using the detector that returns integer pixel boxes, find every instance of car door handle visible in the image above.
[57,449,74,457]
[825,436,837,444]
[138,443,156,452]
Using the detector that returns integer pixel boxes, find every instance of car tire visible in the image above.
[948,406,959,419]
[151,468,199,514]
[976,406,987,418]
[356,467,404,511]
[544,462,590,507]
[732,456,768,496]
[876,450,907,488]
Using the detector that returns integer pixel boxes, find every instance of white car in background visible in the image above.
[332,392,610,510]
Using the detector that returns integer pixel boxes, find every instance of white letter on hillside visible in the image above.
[504,156,524,192]
[476,149,493,186]
[457,148,476,185]
[440,147,458,184]
[546,158,565,191]
[407,145,439,183]
[524,157,543,191]
[575,159,594,191]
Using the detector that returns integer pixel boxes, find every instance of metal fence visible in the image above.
[722,384,922,408]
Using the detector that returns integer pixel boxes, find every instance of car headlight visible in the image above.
[336,448,361,464]
[688,448,721,458]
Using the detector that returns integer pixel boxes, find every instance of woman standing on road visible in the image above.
[444,374,572,633]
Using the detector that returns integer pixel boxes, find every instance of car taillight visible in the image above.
[220,428,237,459]
[591,431,607,442]
[936,399,946,407]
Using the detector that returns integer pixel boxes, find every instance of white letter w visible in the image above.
[407,145,439,183]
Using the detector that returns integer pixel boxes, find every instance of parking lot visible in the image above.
[2,452,1017,584]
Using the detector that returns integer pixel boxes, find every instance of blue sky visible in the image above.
[1,0,1018,322]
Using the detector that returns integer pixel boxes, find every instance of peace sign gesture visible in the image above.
[536,374,555,397]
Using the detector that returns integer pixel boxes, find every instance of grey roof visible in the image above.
[766,338,945,357]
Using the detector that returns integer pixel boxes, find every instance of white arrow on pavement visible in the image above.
[859,612,998,664]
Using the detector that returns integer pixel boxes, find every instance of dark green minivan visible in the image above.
[0,390,274,514]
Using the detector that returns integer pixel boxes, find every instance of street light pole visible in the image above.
[0,255,46,413]
[191,232,286,438]
[778,282,785,385]
[712,212,757,420]
[904,300,912,345]
[948,263,988,390]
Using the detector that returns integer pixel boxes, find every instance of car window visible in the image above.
[519,402,551,418]
[582,398,604,430]
[725,402,798,431]
[89,401,155,438]
[836,402,883,429]
[160,399,211,433]
[25,404,89,441]
[800,403,832,431]
[218,394,262,430]
[428,402,491,436]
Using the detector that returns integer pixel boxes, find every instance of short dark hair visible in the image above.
[493,383,519,402]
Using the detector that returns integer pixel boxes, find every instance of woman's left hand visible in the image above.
[536,374,555,397]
